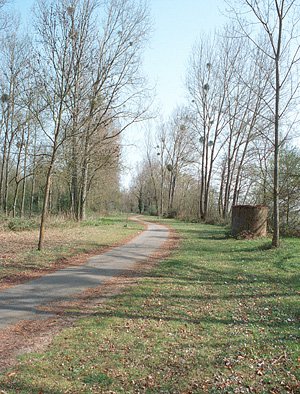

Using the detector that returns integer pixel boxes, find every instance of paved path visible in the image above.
[0,219,169,329]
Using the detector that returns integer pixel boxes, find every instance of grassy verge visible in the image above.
[0,215,143,288]
[0,219,299,393]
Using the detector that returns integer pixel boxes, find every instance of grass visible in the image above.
[0,218,299,393]
[0,215,143,288]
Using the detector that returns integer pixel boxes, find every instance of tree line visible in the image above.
[1,0,299,249]
[0,0,150,249]
[128,0,300,246]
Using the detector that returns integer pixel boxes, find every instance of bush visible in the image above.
[164,210,177,219]
[7,218,38,231]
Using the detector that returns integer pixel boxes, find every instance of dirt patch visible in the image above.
[0,227,179,373]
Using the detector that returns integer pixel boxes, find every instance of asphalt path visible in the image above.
[0,219,169,329]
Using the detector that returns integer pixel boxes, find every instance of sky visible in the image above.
[12,0,228,187]
[123,0,227,186]
[143,0,226,115]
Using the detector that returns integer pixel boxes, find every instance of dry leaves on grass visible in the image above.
[0,228,179,373]
[0,226,143,291]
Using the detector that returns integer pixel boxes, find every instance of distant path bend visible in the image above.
[0,217,169,329]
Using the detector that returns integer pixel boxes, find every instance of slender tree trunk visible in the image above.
[160,173,164,216]
[272,53,281,247]
[218,162,225,216]
[0,131,7,211]
[203,132,210,219]
[159,148,165,216]
[13,128,25,218]
[38,157,54,251]
[148,162,159,214]
[0,104,10,213]
[286,193,290,227]
[12,182,20,218]
[199,138,206,220]
[21,134,29,218]
[4,136,14,216]
[38,105,64,249]
[30,174,36,217]
[80,159,88,221]
[29,126,37,218]
[223,157,232,219]
[272,112,280,246]
[71,138,79,220]
[21,176,26,218]
[169,172,176,211]
[48,182,52,212]
[233,141,250,206]
[79,124,91,221]
[167,171,173,212]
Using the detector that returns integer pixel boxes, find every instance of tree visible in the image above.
[0,30,32,216]
[153,110,193,217]
[164,112,193,215]
[187,34,231,220]
[61,0,151,221]
[144,135,159,215]
[32,0,150,249]
[33,0,81,250]
[228,0,300,246]
[130,160,159,215]
[217,41,271,218]
[278,147,300,230]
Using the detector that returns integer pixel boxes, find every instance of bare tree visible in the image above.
[164,111,193,215]
[144,135,159,215]
[58,0,151,221]
[0,31,31,216]
[227,0,300,246]
[33,0,81,250]
[187,33,233,220]
[217,39,272,218]
[76,0,151,220]
[155,125,168,216]
[31,0,151,248]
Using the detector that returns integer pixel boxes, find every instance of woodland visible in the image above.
[128,0,300,248]
[0,2,299,392]
[0,0,300,248]
[0,0,150,249]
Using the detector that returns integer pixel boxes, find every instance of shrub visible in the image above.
[7,218,38,231]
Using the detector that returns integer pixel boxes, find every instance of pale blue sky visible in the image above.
[12,0,227,116]
[12,0,227,186]
[144,0,226,115]
[131,0,227,183]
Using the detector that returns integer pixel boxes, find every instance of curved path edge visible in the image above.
[0,218,169,329]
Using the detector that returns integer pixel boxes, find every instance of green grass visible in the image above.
[0,219,299,393]
[0,214,133,232]
[6,217,39,231]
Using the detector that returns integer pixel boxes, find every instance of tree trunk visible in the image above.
[79,158,88,221]
[272,42,281,247]
[38,104,64,249]
[3,136,14,216]
[71,143,79,220]
[272,120,280,247]
[29,126,37,218]
[12,182,20,218]
[199,137,206,220]
[38,160,54,251]
[0,132,7,212]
